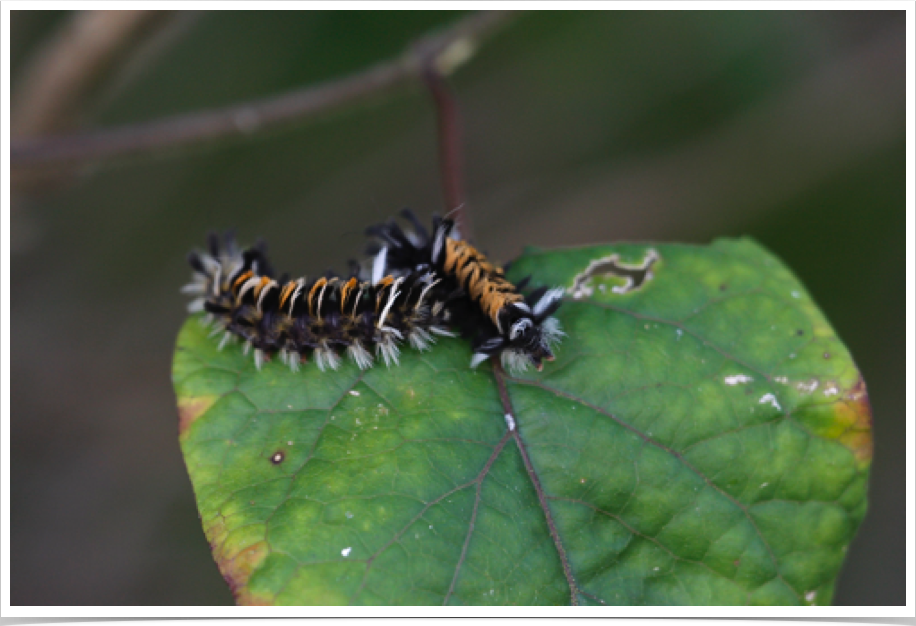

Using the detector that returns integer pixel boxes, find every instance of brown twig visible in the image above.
[11,10,515,170]
[12,10,173,138]
[422,64,469,235]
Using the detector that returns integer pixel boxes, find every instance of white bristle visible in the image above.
[314,350,328,372]
[347,342,374,370]
[372,247,388,286]
[408,327,433,351]
[218,332,232,351]
[431,227,447,265]
[533,287,565,318]
[501,350,531,376]
[377,277,405,329]
[181,280,207,295]
[315,346,341,372]
[469,353,490,369]
[381,325,404,341]
[540,316,565,347]
[376,337,401,367]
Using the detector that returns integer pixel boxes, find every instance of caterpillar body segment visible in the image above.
[366,210,565,374]
[183,233,455,372]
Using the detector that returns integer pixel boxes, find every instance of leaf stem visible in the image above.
[492,361,581,606]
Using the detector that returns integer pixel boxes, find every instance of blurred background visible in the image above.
[8,10,905,605]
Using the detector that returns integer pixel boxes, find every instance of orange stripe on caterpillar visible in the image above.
[278,281,296,309]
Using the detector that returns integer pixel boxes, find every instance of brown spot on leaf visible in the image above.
[270,450,285,464]
[177,396,217,439]
[205,519,272,605]
[834,376,873,467]
[222,542,271,605]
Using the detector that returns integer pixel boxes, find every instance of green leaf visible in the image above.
[172,237,871,605]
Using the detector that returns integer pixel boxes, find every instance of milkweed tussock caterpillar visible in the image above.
[366,210,565,374]
[182,232,456,372]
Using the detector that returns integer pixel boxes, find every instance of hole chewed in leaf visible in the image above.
[568,248,659,299]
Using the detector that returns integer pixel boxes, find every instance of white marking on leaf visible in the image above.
[759,393,781,410]
[504,413,516,432]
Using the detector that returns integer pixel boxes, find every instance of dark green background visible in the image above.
[10,10,904,605]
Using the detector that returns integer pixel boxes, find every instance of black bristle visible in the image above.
[526,286,548,304]
[207,232,220,257]
[188,252,205,273]
[400,208,429,241]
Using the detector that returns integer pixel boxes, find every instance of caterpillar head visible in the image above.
[469,287,565,374]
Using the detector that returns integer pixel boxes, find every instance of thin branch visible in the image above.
[12,10,173,137]
[11,10,516,170]
[423,65,469,234]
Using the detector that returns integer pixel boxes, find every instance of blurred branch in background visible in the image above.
[11,10,175,138]
[10,10,183,253]
[422,60,469,233]
[10,10,515,173]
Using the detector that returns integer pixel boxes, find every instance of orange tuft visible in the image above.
[232,270,254,293]
[278,281,298,310]
[307,278,327,316]
[339,277,358,312]
[252,275,271,298]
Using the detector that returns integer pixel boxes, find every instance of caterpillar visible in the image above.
[366,210,565,374]
[182,231,456,371]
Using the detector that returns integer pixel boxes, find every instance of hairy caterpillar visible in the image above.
[366,210,565,373]
[182,232,456,371]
